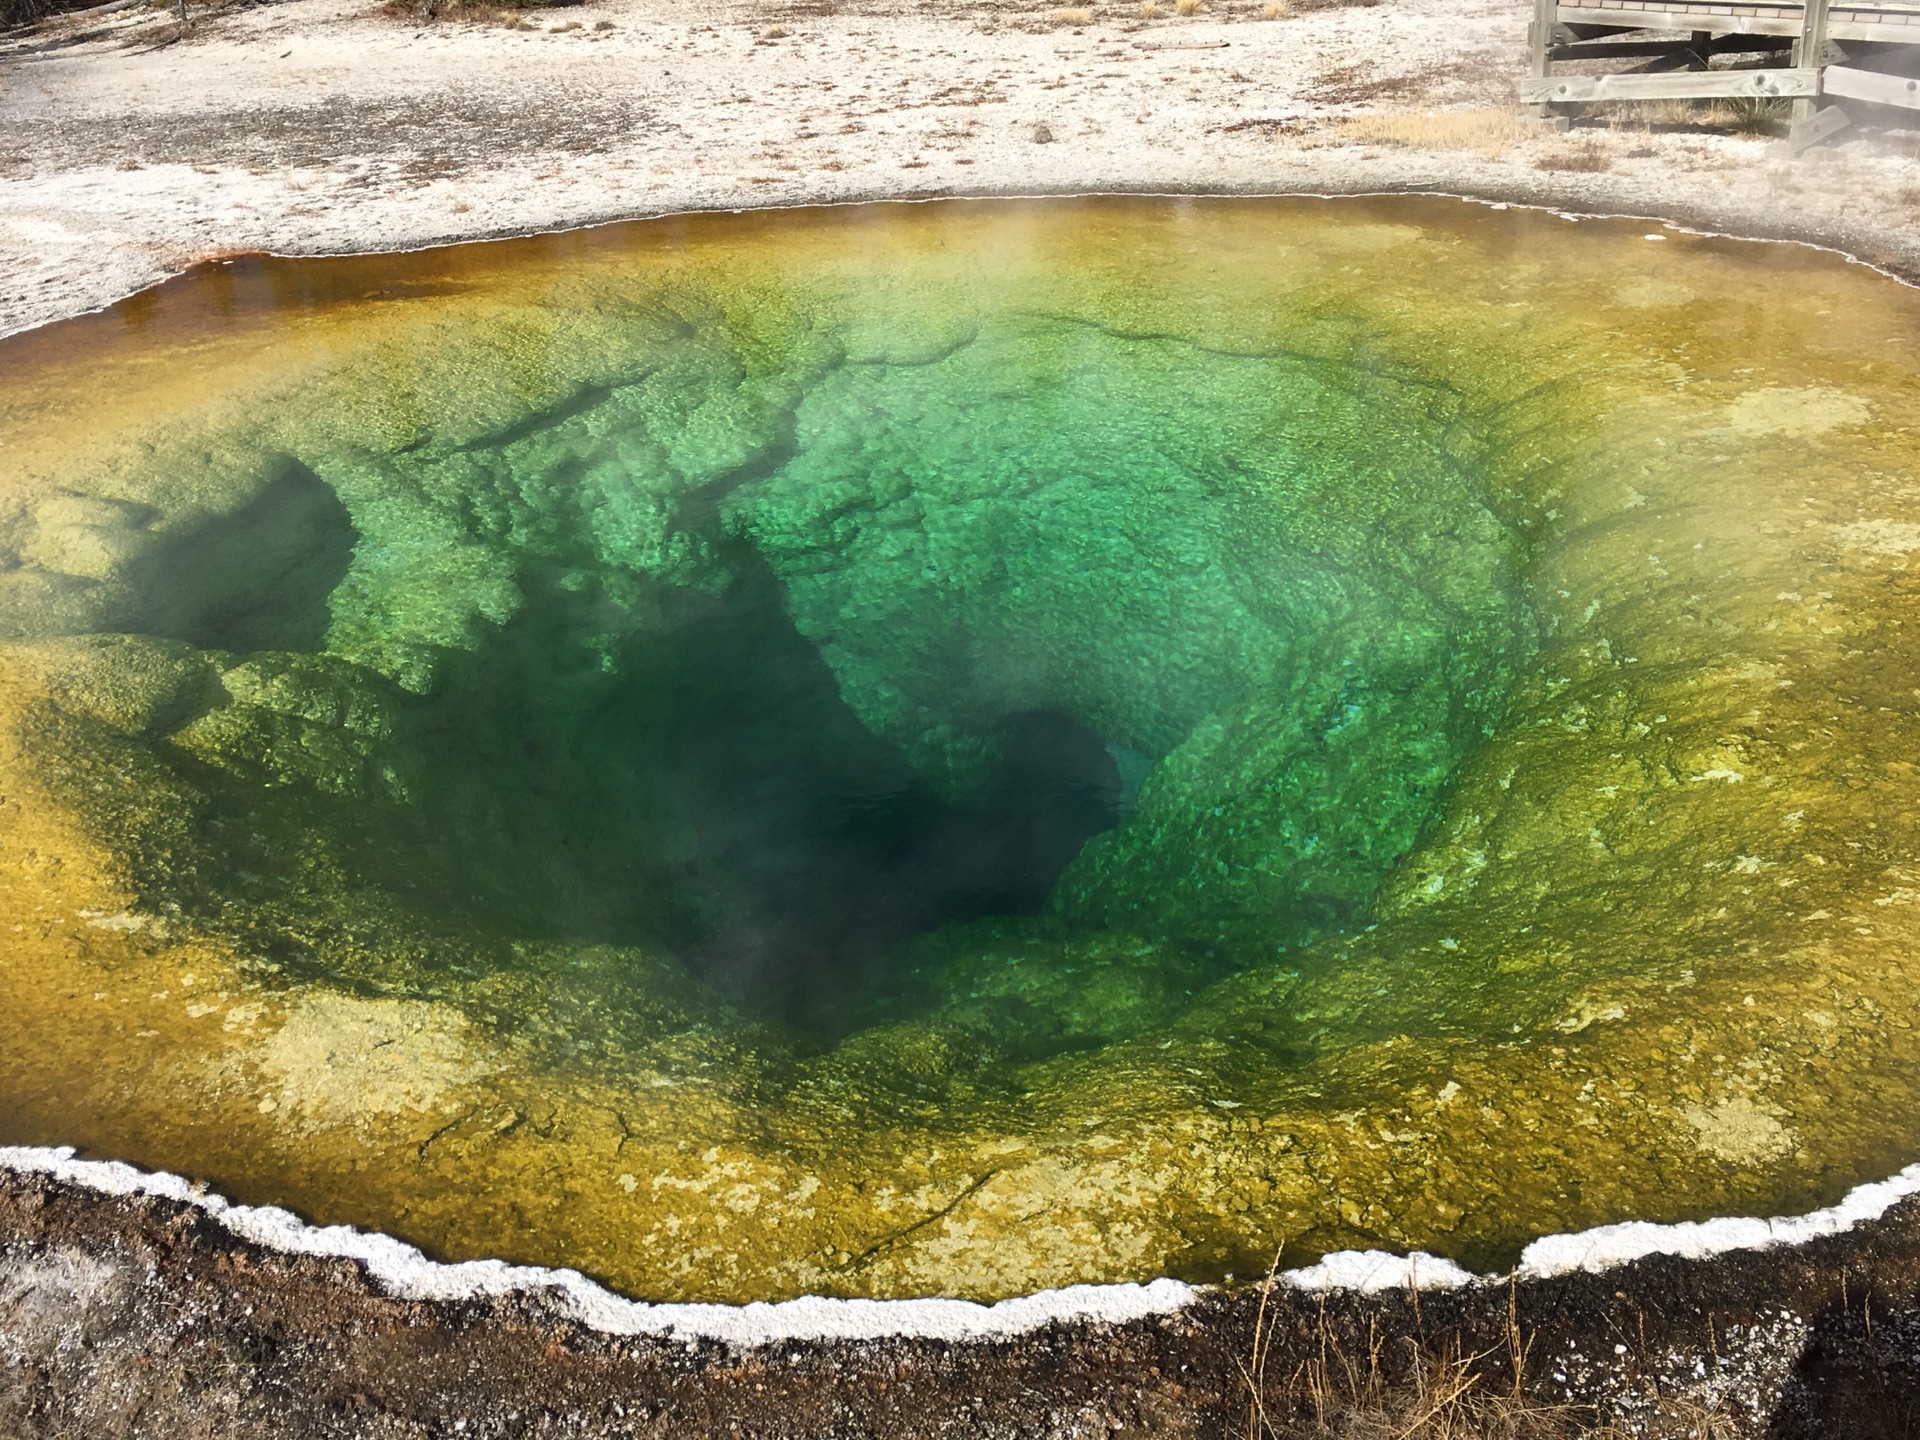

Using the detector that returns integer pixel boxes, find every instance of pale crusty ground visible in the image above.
[1,0,1918,336]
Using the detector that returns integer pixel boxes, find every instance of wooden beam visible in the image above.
[1822,63,1920,108]
[1548,37,1704,56]
[1519,66,1817,100]
[1783,100,1853,149]
[1716,31,1798,49]
[1552,4,1920,44]
[1549,32,1794,56]
[1556,6,1802,37]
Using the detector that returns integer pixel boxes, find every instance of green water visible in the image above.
[184,305,1524,1042]
[6,197,1920,1302]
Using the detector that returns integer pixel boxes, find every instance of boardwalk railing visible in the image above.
[1523,0,1920,147]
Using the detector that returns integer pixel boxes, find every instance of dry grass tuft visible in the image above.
[1339,109,1523,158]
[1174,0,1205,14]
[1535,136,1614,172]
[1138,2,1166,15]
[1611,96,1787,135]
[1707,96,1789,134]
[1056,6,1093,20]
[1260,1,1288,16]
[1624,98,1700,128]
[759,21,789,35]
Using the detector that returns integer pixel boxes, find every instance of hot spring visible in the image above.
[2,196,1918,1303]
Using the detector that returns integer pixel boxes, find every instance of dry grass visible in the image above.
[759,21,789,34]
[1708,96,1790,134]
[1260,1,1288,16]
[0,0,99,26]
[1338,109,1524,158]
[1174,0,1205,13]
[1535,136,1613,172]
[1237,1259,1741,1440]
[1610,96,1788,135]
[381,0,584,17]
[1055,5,1092,19]
[1138,2,1165,14]
[1619,98,1700,128]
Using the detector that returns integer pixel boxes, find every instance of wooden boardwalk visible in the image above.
[1524,0,1920,148]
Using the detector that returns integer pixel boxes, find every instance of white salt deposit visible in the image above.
[0,1145,1196,1343]
[4,1143,1918,1344]
[1281,1250,1479,1294]
[1517,1161,1920,1279]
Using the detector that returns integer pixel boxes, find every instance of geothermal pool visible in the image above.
[1,196,1918,1303]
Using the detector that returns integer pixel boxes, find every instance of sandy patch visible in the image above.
[1835,518,1920,555]
[1728,385,1874,438]
[1682,1096,1797,1167]
[245,991,496,1132]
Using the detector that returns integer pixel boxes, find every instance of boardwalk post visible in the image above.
[1787,0,1848,151]
[1527,0,1569,125]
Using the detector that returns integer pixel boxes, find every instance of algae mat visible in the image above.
[1,196,1918,1303]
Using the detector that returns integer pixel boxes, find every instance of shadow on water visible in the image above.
[130,462,359,654]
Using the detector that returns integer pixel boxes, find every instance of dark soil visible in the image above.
[5,1167,1920,1437]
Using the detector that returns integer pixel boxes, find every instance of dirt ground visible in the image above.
[3,0,1920,338]
[7,1164,1920,1437]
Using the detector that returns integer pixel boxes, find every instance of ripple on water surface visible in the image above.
[1,197,1918,1302]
